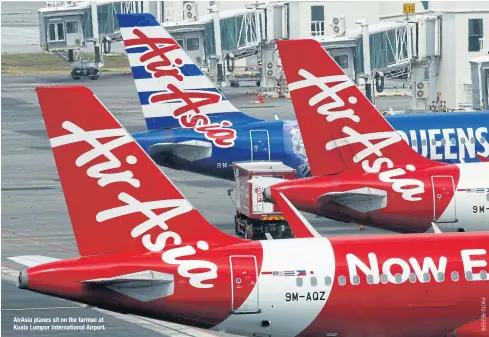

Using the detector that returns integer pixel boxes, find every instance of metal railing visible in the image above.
[311,21,325,36]
[45,1,77,8]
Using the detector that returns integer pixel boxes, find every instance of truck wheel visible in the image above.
[245,223,254,240]
[71,69,82,80]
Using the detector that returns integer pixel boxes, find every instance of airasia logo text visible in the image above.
[50,121,218,289]
[125,29,237,148]
[288,70,425,201]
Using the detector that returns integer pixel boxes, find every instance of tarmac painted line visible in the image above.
[2,306,83,311]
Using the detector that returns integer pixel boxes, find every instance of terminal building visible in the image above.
[37,1,489,111]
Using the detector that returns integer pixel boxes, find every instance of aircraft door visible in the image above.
[431,176,457,223]
[229,255,260,314]
[250,130,270,161]
[65,19,83,48]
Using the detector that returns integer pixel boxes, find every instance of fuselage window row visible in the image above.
[304,270,488,287]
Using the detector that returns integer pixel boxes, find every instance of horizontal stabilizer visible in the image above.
[7,255,61,268]
[318,188,387,213]
[83,270,175,302]
[82,270,174,286]
[149,140,212,162]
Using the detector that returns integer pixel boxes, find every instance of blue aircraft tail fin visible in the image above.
[117,13,261,132]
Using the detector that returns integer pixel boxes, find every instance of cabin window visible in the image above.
[66,21,78,34]
[310,277,317,287]
[450,138,456,145]
[176,39,185,48]
[431,138,436,146]
[380,274,388,284]
[296,277,303,287]
[367,274,374,285]
[451,271,459,281]
[412,139,417,147]
[186,37,199,51]
[422,139,427,146]
[423,272,431,282]
[409,273,416,283]
[325,276,332,286]
[470,137,476,144]
[480,270,487,280]
[461,138,466,144]
[338,275,346,286]
[465,271,473,281]
[394,273,402,284]
[441,138,446,145]
[352,275,360,285]
[481,137,486,143]
[437,272,445,282]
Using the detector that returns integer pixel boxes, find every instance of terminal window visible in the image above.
[48,22,65,42]
[66,22,78,34]
[186,38,199,51]
[334,55,349,69]
[468,18,483,52]
[311,5,325,36]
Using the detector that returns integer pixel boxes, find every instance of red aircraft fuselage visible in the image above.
[20,234,489,337]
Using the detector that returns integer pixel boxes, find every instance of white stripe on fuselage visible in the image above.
[212,238,335,337]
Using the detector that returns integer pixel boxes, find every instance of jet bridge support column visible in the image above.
[357,19,372,102]
[90,1,102,79]
[428,56,440,107]
[212,1,224,85]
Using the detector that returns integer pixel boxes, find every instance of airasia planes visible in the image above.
[260,39,489,233]
[117,13,488,181]
[11,85,489,337]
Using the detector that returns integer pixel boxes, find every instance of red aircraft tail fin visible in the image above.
[277,39,437,176]
[36,86,241,257]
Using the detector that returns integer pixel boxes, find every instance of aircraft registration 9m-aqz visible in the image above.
[118,13,489,180]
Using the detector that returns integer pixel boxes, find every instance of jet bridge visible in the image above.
[37,1,263,81]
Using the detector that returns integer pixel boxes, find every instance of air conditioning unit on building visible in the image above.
[332,16,346,36]
[415,81,429,99]
[183,1,198,20]
[265,62,276,78]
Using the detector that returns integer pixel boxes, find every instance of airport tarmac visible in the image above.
[1,73,403,336]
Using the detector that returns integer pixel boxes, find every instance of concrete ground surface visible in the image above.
[1,73,405,336]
